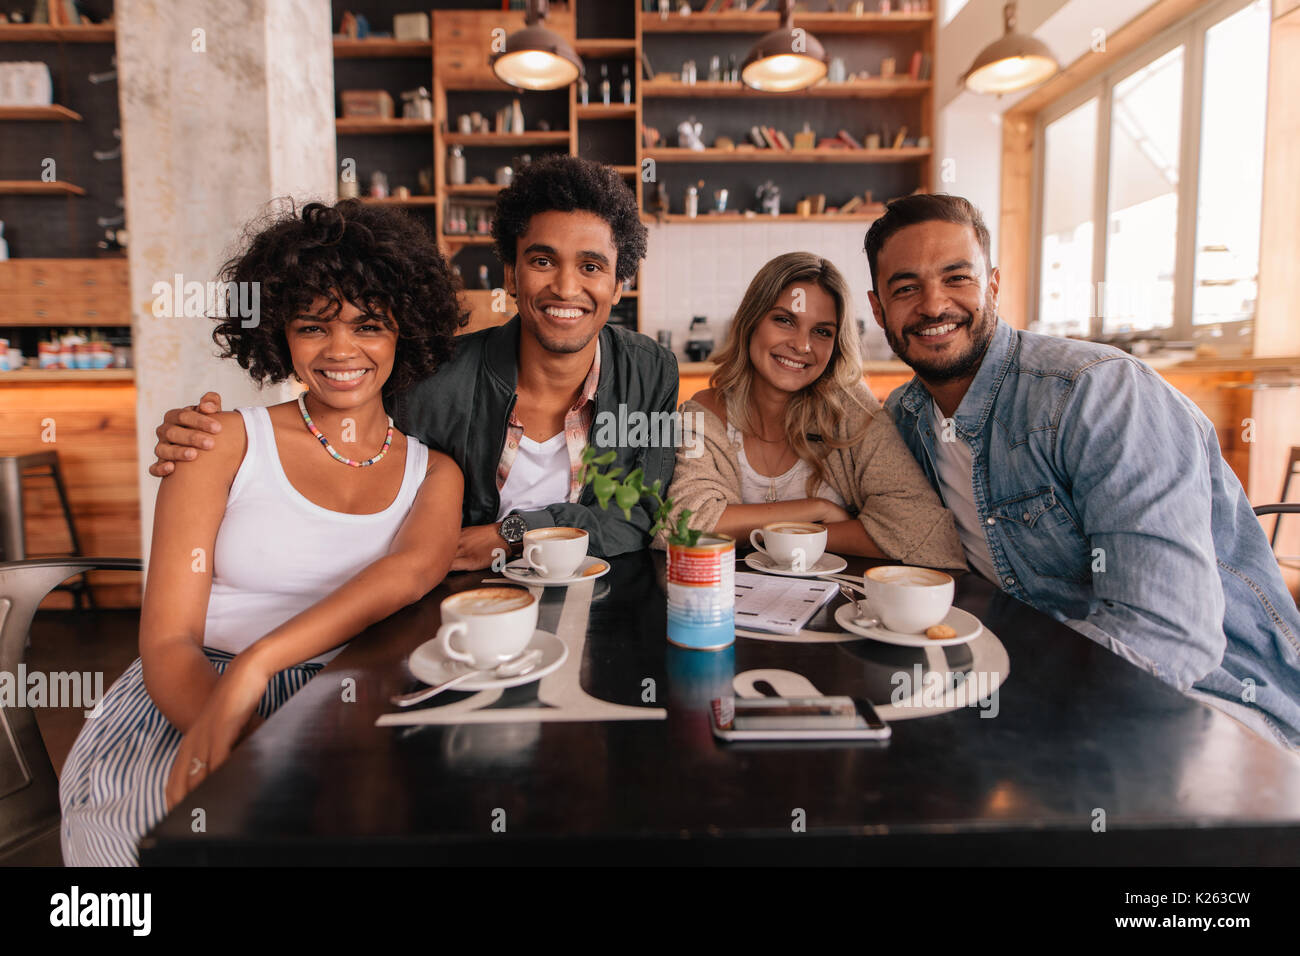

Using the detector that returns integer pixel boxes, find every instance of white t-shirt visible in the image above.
[496,431,569,520]
[928,398,997,581]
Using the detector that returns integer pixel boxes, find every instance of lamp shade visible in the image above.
[741,26,829,92]
[963,33,1058,94]
[963,3,1058,95]
[490,24,583,90]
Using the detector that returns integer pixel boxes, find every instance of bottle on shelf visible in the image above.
[579,74,589,105]
[600,64,611,106]
[621,64,632,105]
[477,265,491,290]
[448,146,466,186]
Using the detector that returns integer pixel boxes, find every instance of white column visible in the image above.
[117,0,336,564]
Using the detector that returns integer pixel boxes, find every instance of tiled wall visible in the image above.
[639,219,897,364]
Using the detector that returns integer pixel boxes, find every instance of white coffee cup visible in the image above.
[749,522,827,571]
[438,587,539,668]
[523,527,588,580]
[862,565,954,633]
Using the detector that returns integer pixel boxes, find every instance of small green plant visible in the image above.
[580,445,702,546]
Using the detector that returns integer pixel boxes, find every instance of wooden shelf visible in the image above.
[576,104,637,119]
[333,38,432,59]
[336,118,434,135]
[442,234,495,246]
[358,195,438,206]
[574,38,638,57]
[442,131,572,147]
[612,165,639,177]
[642,79,930,99]
[444,183,503,196]
[0,104,83,121]
[639,11,933,34]
[0,180,86,195]
[0,368,133,383]
[0,23,115,42]
[644,147,930,163]
[649,209,886,224]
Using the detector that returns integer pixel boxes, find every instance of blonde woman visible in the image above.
[664,252,964,570]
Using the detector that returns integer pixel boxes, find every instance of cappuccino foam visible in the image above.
[447,587,534,614]
[525,527,586,541]
[867,566,951,587]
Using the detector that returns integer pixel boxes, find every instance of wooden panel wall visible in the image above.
[0,381,140,607]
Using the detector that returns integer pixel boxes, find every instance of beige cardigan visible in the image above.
[659,383,967,571]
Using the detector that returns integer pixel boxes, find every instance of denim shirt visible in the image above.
[885,319,1300,749]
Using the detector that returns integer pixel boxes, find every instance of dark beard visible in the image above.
[883,303,997,385]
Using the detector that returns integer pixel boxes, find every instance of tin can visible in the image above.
[666,534,735,650]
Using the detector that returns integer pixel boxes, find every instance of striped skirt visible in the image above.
[59,648,321,867]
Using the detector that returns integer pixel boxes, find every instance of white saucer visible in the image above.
[407,630,568,691]
[502,556,610,587]
[743,551,848,577]
[833,602,983,647]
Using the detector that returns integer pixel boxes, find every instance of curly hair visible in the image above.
[212,199,467,411]
[490,155,646,282]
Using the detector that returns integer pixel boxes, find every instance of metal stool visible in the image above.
[1270,447,1300,559]
[0,451,93,608]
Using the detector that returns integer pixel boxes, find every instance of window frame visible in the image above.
[1029,0,1268,343]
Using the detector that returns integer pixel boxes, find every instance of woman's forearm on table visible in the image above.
[141,639,221,733]
[239,553,439,679]
[825,519,887,558]
[710,500,833,541]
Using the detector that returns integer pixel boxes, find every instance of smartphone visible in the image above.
[710,695,891,742]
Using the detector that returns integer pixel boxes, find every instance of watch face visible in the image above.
[501,514,526,543]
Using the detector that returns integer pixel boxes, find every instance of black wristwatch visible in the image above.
[499,512,528,554]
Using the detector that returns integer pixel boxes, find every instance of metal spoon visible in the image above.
[837,584,881,629]
[390,649,544,707]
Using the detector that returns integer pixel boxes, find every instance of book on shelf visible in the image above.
[908,51,923,81]
[773,129,792,151]
[892,126,909,149]
[837,129,863,149]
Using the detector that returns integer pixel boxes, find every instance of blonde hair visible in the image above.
[709,252,871,495]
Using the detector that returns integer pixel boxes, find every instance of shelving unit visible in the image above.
[0,104,83,121]
[0,23,114,42]
[0,180,87,195]
[638,11,932,34]
[645,147,931,163]
[333,38,432,58]
[335,117,434,135]
[326,1,935,335]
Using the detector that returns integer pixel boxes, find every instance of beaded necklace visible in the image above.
[297,392,393,467]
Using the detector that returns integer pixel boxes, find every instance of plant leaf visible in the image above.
[592,473,616,509]
[614,484,640,517]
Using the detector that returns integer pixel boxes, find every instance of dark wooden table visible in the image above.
[140,552,1300,865]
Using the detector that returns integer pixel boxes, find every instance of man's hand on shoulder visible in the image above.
[452,523,510,572]
[151,391,226,477]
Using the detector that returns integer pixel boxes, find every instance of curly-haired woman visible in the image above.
[663,252,965,571]
[59,200,467,866]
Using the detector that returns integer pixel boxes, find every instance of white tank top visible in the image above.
[726,421,845,507]
[203,405,429,665]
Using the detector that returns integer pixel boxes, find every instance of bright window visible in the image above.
[1034,0,1270,342]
